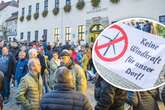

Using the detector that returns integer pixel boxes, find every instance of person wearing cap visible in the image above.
[40,66,92,110]
[60,49,87,94]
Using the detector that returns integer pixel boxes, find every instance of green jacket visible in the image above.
[71,64,87,95]
[16,72,43,110]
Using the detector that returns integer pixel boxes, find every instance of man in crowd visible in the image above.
[40,66,92,110]
[16,58,43,110]
[15,51,28,87]
[60,49,87,94]
[38,47,49,93]
[95,76,128,110]
[0,47,16,104]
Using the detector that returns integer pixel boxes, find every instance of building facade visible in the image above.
[17,0,165,44]
[5,12,18,41]
[0,0,18,40]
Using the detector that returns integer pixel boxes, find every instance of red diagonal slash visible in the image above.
[94,24,128,62]
[95,36,125,49]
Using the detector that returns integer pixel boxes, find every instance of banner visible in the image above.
[93,23,165,89]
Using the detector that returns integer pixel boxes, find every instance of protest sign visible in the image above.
[93,22,165,89]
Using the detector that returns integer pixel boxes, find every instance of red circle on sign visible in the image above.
[94,24,128,62]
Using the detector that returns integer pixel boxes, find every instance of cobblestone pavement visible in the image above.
[3,82,96,110]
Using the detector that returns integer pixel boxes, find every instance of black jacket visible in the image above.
[95,77,127,110]
[6,53,16,80]
[40,83,92,110]
[38,54,46,75]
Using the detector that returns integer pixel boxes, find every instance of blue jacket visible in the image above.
[77,52,83,65]
[15,59,28,85]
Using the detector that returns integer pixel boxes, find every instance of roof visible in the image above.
[5,11,18,22]
[0,1,18,11]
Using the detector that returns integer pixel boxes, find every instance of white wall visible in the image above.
[0,5,18,38]
[0,6,18,25]
[17,0,165,44]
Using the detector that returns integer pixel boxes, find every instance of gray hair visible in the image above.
[28,48,38,59]
[28,58,40,71]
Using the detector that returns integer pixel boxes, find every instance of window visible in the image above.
[55,0,59,8]
[54,28,60,42]
[78,25,85,41]
[22,8,25,16]
[35,31,39,41]
[65,27,71,41]
[44,0,48,10]
[28,5,32,15]
[66,0,71,5]
[36,3,39,13]
[27,32,31,42]
[43,29,47,41]
[20,32,24,39]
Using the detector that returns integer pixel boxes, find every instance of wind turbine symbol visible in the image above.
[102,32,120,56]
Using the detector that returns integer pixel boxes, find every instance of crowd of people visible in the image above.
[0,39,165,110]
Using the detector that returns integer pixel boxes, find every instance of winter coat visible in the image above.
[38,54,46,76]
[70,63,87,95]
[0,48,2,56]
[0,71,4,92]
[48,58,60,89]
[95,77,127,110]
[0,53,16,80]
[16,72,43,110]
[77,51,83,65]
[82,53,89,72]
[46,50,52,61]
[0,94,2,110]
[128,91,159,110]
[161,85,165,103]
[15,59,28,85]
[40,83,92,110]
[71,51,78,64]
[0,71,3,110]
